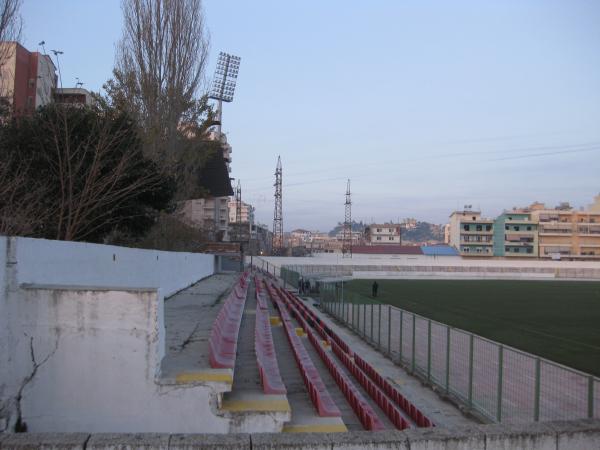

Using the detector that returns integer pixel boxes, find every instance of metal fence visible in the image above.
[313,279,599,424]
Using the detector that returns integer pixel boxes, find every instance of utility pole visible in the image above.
[342,179,352,258]
[272,156,283,256]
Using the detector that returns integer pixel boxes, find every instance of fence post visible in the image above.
[378,304,382,349]
[370,303,374,343]
[411,314,416,373]
[357,303,362,336]
[588,376,594,419]
[468,334,474,409]
[387,305,391,356]
[534,358,541,422]
[399,309,403,363]
[427,319,432,383]
[445,326,450,394]
[497,345,504,422]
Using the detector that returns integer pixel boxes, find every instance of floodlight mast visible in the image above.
[208,51,241,137]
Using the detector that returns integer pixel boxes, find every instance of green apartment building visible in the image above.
[493,212,538,257]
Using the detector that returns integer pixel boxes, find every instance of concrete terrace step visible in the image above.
[159,273,241,390]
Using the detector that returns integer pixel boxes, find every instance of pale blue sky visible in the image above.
[21,1,600,231]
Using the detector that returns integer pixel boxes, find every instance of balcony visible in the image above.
[539,227,573,235]
[461,229,493,235]
[461,240,493,245]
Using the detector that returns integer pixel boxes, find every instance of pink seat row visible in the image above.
[208,272,250,369]
[254,277,286,394]
[265,283,341,417]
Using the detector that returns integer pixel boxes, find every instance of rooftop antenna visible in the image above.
[51,49,64,89]
[272,156,283,255]
[75,77,84,88]
[342,179,352,258]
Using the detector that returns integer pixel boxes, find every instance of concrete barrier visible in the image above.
[0,236,220,434]
[1,420,599,449]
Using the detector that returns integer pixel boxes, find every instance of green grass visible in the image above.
[344,279,600,377]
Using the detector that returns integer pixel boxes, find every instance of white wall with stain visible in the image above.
[0,236,223,433]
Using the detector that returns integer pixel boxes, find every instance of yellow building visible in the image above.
[530,195,600,260]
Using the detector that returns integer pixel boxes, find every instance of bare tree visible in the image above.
[0,104,174,241]
[0,0,22,113]
[0,0,21,60]
[115,0,210,161]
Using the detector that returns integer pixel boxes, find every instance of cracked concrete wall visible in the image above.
[0,236,222,433]
[3,287,229,433]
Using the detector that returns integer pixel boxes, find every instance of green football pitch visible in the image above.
[343,279,600,377]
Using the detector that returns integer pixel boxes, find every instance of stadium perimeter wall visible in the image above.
[0,236,221,433]
[1,420,599,449]
[255,254,600,280]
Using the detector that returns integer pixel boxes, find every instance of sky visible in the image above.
[21,1,600,231]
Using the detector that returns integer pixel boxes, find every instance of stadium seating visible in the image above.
[208,272,250,369]
[265,283,341,417]
[254,277,286,394]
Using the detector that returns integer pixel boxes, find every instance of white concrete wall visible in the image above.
[15,237,214,297]
[1,236,219,433]
[13,288,228,433]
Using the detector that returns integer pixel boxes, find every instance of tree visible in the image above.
[0,0,22,115]
[0,104,175,241]
[113,0,211,162]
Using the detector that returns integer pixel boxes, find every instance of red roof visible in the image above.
[352,245,423,255]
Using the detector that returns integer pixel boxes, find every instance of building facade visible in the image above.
[448,196,600,260]
[365,224,401,245]
[493,211,538,257]
[179,132,234,241]
[0,42,56,115]
[448,210,494,256]
[53,87,94,106]
[530,196,600,260]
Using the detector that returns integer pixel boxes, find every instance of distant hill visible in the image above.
[401,222,443,243]
[328,220,366,237]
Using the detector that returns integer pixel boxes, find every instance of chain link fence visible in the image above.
[308,277,599,424]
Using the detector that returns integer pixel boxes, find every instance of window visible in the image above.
[526,248,533,254]
[463,247,470,253]
[476,225,482,231]
[376,237,381,241]
[505,246,509,252]
[377,228,381,232]
[514,226,520,231]
[486,225,492,231]
[505,225,509,230]
[527,226,532,231]
[463,225,469,231]
[472,216,476,221]
[388,237,394,240]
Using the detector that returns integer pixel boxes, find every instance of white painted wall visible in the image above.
[1,236,220,433]
[14,288,228,433]
[15,237,214,297]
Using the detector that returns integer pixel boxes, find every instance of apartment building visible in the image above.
[365,223,401,244]
[493,211,538,257]
[179,132,234,241]
[530,196,600,260]
[0,42,56,114]
[448,210,494,256]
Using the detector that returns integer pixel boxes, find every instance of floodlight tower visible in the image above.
[272,156,283,255]
[342,179,352,258]
[208,52,241,137]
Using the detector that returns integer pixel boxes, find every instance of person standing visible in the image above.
[372,280,379,298]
